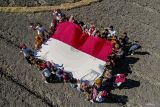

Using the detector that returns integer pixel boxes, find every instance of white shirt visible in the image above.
[42,68,51,77]
[108,30,116,37]
[36,26,45,35]
[21,48,32,57]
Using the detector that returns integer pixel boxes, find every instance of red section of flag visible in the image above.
[52,22,113,61]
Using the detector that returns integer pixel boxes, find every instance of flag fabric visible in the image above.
[37,22,113,85]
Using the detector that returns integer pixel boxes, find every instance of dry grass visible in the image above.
[0,0,100,13]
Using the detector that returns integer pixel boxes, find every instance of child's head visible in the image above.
[90,23,95,28]
[123,32,127,36]
[63,73,69,82]
[104,28,109,33]
[95,30,101,36]
[56,9,61,13]
[37,23,42,27]
[95,78,102,88]
[80,81,88,90]
[39,62,47,70]
[114,43,120,49]
[20,44,27,49]
[69,78,77,84]
[54,9,61,14]
[109,25,114,30]
[103,70,112,79]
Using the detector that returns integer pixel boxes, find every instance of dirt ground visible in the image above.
[0,0,79,6]
[0,0,160,107]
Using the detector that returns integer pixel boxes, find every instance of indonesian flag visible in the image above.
[37,22,113,85]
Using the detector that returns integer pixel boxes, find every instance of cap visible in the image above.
[95,78,102,86]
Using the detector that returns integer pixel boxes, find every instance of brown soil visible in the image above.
[0,0,80,7]
[0,0,160,107]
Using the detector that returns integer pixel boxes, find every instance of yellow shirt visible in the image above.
[35,35,43,45]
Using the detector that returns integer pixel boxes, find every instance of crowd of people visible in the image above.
[20,9,141,103]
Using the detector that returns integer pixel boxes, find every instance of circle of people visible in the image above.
[20,9,141,103]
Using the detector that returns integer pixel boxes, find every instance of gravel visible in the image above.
[0,0,80,7]
[0,0,160,107]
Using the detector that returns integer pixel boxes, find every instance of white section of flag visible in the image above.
[36,38,106,85]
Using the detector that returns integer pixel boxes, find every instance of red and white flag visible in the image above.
[37,22,113,84]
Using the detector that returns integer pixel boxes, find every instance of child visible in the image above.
[41,67,57,83]
[35,23,48,40]
[35,35,43,50]
[88,24,96,36]
[121,32,129,46]
[95,30,101,37]
[102,28,110,39]
[108,25,116,37]
[80,81,93,101]
[92,78,108,102]
[50,16,57,34]
[113,74,127,88]
[128,41,141,55]
[20,44,34,65]
[69,15,76,23]
[52,9,66,23]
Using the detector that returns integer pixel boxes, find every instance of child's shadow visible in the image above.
[118,79,140,89]
[103,94,128,105]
